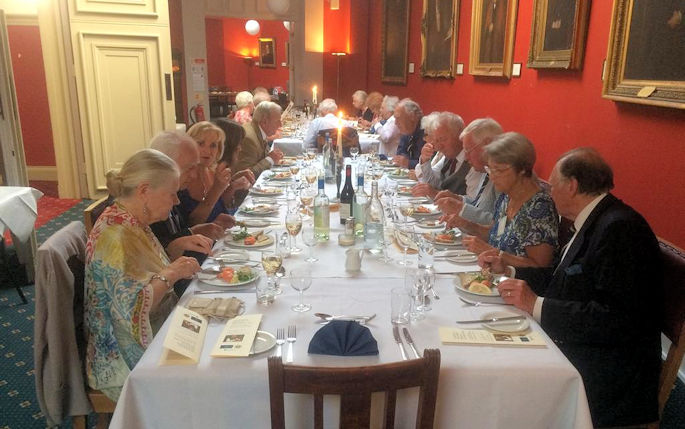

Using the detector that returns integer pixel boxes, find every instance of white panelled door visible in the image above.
[67,0,174,197]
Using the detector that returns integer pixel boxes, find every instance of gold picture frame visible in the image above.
[381,0,411,85]
[603,0,685,109]
[469,0,518,78]
[421,0,460,78]
[527,0,591,69]
[258,38,276,69]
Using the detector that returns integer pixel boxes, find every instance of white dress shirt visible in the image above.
[378,115,401,156]
[304,113,339,148]
[531,193,608,321]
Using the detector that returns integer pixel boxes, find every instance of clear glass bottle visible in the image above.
[364,180,385,253]
[313,175,330,241]
[322,132,332,183]
[353,173,368,237]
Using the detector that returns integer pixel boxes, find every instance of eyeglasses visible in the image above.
[463,139,486,155]
[484,165,512,176]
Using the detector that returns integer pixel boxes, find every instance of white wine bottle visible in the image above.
[313,175,330,241]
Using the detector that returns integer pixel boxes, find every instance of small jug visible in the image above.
[345,248,364,272]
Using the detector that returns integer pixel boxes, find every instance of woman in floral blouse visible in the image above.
[85,149,200,401]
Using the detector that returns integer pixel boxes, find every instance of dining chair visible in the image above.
[268,349,441,429]
[83,195,112,234]
[649,239,685,427]
[33,221,116,429]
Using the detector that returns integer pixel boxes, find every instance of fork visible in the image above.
[275,328,285,357]
[286,325,296,363]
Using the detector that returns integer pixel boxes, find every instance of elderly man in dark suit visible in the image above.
[481,147,661,427]
[233,101,284,178]
[411,112,481,200]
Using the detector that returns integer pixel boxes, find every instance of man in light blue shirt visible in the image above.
[304,98,339,149]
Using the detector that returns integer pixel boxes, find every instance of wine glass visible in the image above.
[349,146,360,162]
[304,166,318,186]
[261,249,283,295]
[290,266,312,312]
[301,221,318,262]
[399,201,415,226]
[285,212,303,253]
[405,268,428,321]
[299,187,316,218]
[395,223,415,266]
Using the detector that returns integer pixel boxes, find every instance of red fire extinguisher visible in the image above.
[189,103,206,124]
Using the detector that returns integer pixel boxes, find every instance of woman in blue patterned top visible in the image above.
[460,132,558,267]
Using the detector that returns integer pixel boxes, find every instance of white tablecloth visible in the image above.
[0,186,43,243]
[110,179,592,429]
[274,134,380,156]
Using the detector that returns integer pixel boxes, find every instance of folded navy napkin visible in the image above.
[308,320,379,356]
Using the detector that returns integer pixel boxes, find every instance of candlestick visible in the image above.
[312,85,317,105]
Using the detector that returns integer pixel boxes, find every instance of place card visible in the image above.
[439,327,547,347]
[211,314,263,357]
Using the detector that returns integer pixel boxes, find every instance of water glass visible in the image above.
[290,266,312,312]
[390,287,411,324]
[405,268,430,321]
[256,276,275,306]
[301,221,318,262]
[417,232,435,269]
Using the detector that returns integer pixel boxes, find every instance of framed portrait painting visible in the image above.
[527,0,591,69]
[421,0,460,78]
[603,0,685,109]
[381,0,411,84]
[469,0,519,77]
[258,38,276,68]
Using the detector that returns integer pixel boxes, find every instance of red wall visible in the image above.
[322,0,369,114]
[206,18,289,92]
[7,25,55,167]
[364,0,685,248]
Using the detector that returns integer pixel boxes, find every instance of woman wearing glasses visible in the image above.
[455,132,558,268]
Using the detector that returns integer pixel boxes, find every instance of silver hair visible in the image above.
[435,111,465,137]
[460,118,503,143]
[252,91,271,106]
[352,90,367,101]
[381,95,399,113]
[235,91,254,109]
[397,98,423,119]
[253,101,282,123]
[484,132,536,177]
[149,130,196,161]
[420,112,441,133]
[317,98,338,115]
[105,149,179,198]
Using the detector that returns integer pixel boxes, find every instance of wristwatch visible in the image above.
[151,274,171,290]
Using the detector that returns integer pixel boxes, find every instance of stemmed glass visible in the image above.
[405,268,430,321]
[349,146,360,163]
[261,248,283,295]
[301,221,318,262]
[290,266,312,312]
[395,223,415,266]
[285,212,303,253]
[299,187,316,218]
[304,167,318,187]
[398,201,415,226]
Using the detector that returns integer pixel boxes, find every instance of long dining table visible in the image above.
[110,164,593,429]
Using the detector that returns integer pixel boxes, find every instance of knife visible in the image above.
[402,327,421,359]
[392,325,408,360]
[456,315,524,324]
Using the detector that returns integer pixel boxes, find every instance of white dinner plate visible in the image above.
[224,234,274,249]
[210,249,250,263]
[196,265,260,290]
[250,187,284,197]
[416,219,446,229]
[250,331,277,355]
[411,204,442,218]
[442,249,478,264]
[239,205,279,216]
[480,311,530,334]
[267,172,293,181]
[236,219,272,228]
[454,272,505,304]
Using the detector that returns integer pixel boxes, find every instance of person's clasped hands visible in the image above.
[269,148,284,165]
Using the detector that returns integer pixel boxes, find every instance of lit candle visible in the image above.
[312,85,317,105]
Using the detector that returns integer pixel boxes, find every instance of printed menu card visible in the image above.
[439,327,547,347]
[159,307,209,365]
[211,314,263,357]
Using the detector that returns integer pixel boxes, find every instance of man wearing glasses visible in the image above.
[411,112,482,200]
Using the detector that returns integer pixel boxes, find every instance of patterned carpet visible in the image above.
[1,198,684,428]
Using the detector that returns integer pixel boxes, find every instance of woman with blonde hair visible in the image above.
[232,91,254,124]
[85,148,200,401]
[180,121,252,224]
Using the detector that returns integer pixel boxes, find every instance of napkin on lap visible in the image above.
[308,320,379,356]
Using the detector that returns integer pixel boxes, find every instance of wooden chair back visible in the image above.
[83,196,111,234]
[316,127,361,157]
[268,349,441,429]
[656,239,685,416]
